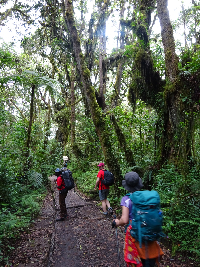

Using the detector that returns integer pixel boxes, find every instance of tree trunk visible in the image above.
[70,67,83,158]
[110,115,135,167]
[71,67,75,145]
[44,98,51,150]
[98,4,107,110]
[26,84,35,159]
[113,0,125,106]
[23,84,35,173]
[64,0,123,191]
[157,0,179,83]
[157,0,194,171]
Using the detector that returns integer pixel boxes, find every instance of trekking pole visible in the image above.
[113,215,121,267]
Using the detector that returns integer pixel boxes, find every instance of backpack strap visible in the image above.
[128,192,142,247]
[61,173,64,182]
[124,193,132,232]
[100,169,106,191]
[138,217,142,248]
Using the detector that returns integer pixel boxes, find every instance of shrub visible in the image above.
[154,165,200,259]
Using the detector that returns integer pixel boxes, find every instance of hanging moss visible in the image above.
[130,47,163,109]
[110,115,136,167]
[54,107,70,146]
[127,82,137,110]
[83,67,90,79]
[65,8,73,22]
[163,80,178,97]
[72,143,84,158]
[136,24,149,46]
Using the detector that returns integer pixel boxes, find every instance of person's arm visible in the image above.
[114,206,129,226]
[94,177,100,190]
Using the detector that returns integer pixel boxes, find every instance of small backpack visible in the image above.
[61,170,75,193]
[102,170,115,186]
[127,190,164,247]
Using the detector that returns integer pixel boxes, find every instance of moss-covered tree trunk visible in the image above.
[70,67,83,158]
[157,0,194,170]
[71,68,75,146]
[44,98,51,150]
[25,84,35,160]
[110,115,135,167]
[64,0,123,191]
[23,84,35,173]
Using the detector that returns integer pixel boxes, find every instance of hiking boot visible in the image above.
[108,207,113,215]
[101,211,108,215]
[56,217,65,221]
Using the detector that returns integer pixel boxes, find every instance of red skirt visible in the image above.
[124,225,143,267]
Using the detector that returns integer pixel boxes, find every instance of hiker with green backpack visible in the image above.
[94,162,114,215]
[112,172,164,267]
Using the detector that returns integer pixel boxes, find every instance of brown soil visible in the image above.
[4,176,199,267]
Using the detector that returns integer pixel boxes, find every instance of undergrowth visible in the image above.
[154,165,200,262]
[0,187,47,265]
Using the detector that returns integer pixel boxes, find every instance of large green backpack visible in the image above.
[127,190,164,247]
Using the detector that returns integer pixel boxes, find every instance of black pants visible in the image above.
[141,258,156,267]
[59,190,68,218]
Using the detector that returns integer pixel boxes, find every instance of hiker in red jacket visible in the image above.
[94,162,113,215]
[55,168,68,221]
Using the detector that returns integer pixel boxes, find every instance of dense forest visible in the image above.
[0,0,200,264]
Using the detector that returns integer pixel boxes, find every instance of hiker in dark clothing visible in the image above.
[55,168,68,222]
[112,172,164,267]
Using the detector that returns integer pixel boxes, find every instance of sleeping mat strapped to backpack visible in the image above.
[128,190,164,247]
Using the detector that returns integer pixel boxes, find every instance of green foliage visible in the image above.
[176,2,200,45]
[179,48,200,73]
[0,44,18,70]
[112,100,157,168]
[0,44,63,262]
[151,40,165,77]
[74,169,97,194]
[154,165,200,259]
[70,115,103,163]
[0,189,46,263]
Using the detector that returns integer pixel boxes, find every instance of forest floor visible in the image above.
[4,176,199,267]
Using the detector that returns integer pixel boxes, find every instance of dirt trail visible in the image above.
[7,176,197,267]
[48,175,125,267]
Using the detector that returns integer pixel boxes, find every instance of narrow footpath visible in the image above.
[7,176,196,267]
[48,175,125,267]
